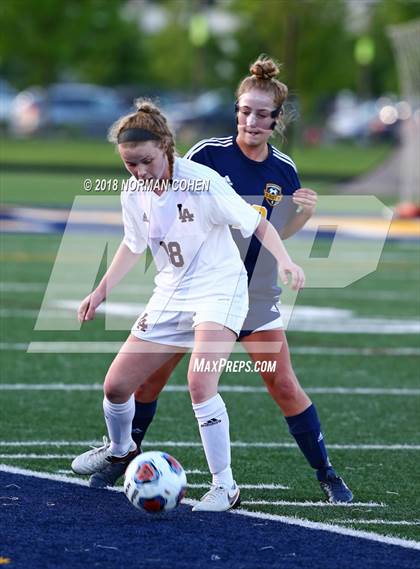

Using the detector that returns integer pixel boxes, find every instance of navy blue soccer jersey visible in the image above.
[184,135,301,306]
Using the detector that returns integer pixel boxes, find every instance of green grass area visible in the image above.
[291,142,392,178]
[1,170,338,206]
[0,170,125,205]
[1,137,122,168]
[1,171,95,205]
[0,136,394,206]
[0,137,189,169]
[0,232,419,542]
[1,136,392,178]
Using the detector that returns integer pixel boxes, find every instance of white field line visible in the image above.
[0,309,40,317]
[1,464,419,551]
[17,299,420,336]
[53,468,212,476]
[51,468,207,476]
[291,347,420,356]
[300,290,418,302]
[0,464,119,491]
[0,454,76,459]
[0,383,419,396]
[0,283,153,295]
[230,508,420,551]
[48,300,420,336]
[0,343,29,351]
[0,441,419,451]
[1,282,418,302]
[181,483,290,490]
[0,460,288,490]
[1,342,419,356]
[0,283,47,292]
[241,500,384,508]
[338,520,420,526]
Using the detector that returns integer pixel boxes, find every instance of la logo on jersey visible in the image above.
[137,313,148,331]
[177,203,194,223]
[264,183,283,207]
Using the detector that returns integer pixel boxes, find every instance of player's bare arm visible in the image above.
[78,241,141,322]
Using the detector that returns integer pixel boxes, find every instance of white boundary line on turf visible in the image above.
[230,508,420,551]
[1,342,420,356]
[338,520,420,526]
[0,441,419,450]
[241,500,385,508]
[2,281,418,301]
[0,461,287,490]
[54,468,210,476]
[1,464,419,552]
[0,454,77,459]
[0,464,121,492]
[0,343,29,350]
[180,483,291,490]
[1,383,419,396]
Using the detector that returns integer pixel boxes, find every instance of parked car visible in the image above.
[9,83,128,137]
[162,89,236,138]
[326,91,402,143]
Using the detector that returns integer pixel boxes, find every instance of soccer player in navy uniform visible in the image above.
[90,56,352,504]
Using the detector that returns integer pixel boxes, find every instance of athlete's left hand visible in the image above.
[292,188,317,215]
[278,261,305,291]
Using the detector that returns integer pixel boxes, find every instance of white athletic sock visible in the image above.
[192,394,234,488]
[103,395,135,456]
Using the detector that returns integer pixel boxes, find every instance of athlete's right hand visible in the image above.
[77,290,104,323]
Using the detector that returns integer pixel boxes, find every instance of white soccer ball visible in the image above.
[124,451,187,513]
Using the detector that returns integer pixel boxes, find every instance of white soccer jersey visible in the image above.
[121,157,261,313]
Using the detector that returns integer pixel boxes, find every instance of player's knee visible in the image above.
[187,372,213,403]
[265,372,300,403]
[104,377,130,403]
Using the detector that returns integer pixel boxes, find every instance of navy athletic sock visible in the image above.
[131,400,158,449]
[285,404,334,480]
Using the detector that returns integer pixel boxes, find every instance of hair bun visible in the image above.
[134,99,158,114]
[250,57,279,80]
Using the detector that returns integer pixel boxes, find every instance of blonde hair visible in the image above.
[236,55,288,136]
[108,99,176,178]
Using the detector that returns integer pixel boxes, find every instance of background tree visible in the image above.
[0,0,147,87]
[229,0,355,115]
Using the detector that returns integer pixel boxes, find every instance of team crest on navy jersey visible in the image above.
[264,183,283,206]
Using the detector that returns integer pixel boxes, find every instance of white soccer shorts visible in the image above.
[131,306,247,348]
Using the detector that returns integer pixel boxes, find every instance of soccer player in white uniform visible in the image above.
[71,99,305,511]
[89,56,353,504]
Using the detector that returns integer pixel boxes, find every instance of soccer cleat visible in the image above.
[192,482,241,512]
[71,436,139,476]
[89,462,128,488]
[317,469,353,503]
[89,445,142,488]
